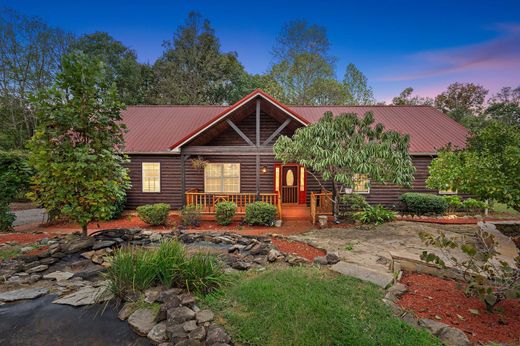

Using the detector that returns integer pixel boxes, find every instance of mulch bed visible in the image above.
[270,238,325,261]
[0,233,50,244]
[397,273,520,345]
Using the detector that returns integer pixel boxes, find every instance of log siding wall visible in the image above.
[126,154,440,210]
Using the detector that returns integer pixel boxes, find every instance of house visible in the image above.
[121,89,469,220]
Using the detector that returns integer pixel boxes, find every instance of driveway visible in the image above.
[12,208,48,226]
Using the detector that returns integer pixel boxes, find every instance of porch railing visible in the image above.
[310,191,333,224]
[185,191,282,217]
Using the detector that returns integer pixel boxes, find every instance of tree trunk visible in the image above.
[81,224,88,237]
[332,181,339,222]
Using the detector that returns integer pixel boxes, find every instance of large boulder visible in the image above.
[0,287,48,302]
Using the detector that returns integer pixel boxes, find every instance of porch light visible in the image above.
[260,165,267,174]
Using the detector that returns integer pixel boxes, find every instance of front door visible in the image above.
[281,165,298,203]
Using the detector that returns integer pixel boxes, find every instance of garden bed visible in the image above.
[0,233,50,244]
[270,238,325,261]
[397,272,520,345]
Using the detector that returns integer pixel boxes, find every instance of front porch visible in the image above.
[185,190,333,222]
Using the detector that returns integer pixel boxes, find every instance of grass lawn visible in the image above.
[202,267,441,346]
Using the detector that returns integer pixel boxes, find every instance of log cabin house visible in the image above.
[121,89,469,221]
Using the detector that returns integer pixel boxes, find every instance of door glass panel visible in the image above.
[286,169,294,186]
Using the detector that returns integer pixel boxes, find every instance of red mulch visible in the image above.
[398,216,520,225]
[16,215,315,237]
[397,273,520,345]
[0,233,50,244]
[270,238,325,261]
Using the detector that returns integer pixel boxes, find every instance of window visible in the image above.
[353,174,370,194]
[142,162,160,192]
[204,163,240,193]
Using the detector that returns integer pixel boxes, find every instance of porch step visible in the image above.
[282,205,311,220]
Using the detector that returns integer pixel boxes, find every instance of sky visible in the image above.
[3,0,520,102]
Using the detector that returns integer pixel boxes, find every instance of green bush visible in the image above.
[0,204,16,232]
[104,240,225,298]
[462,198,487,214]
[244,202,277,226]
[353,205,396,225]
[215,201,237,226]
[443,195,462,213]
[399,193,448,215]
[181,204,201,227]
[136,203,170,226]
[110,195,127,220]
[339,194,369,221]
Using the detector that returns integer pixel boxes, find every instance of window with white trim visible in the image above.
[142,162,161,192]
[204,163,240,193]
[353,174,370,194]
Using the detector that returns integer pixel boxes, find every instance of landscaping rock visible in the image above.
[26,264,48,273]
[189,326,206,340]
[53,286,111,306]
[330,261,394,288]
[118,302,135,320]
[128,308,162,336]
[179,293,195,306]
[23,261,40,271]
[0,287,48,302]
[437,326,471,346]
[195,309,214,323]
[167,306,196,324]
[92,240,116,250]
[286,255,309,266]
[182,320,198,332]
[161,296,182,313]
[150,233,163,242]
[166,324,187,343]
[43,271,74,281]
[249,243,271,256]
[325,253,340,264]
[267,249,283,262]
[418,319,449,335]
[313,256,328,265]
[384,283,407,302]
[65,237,94,253]
[148,321,168,343]
[174,339,202,346]
[20,246,33,253]
[230,260,251,270]
[157,288,183,303]
[206,325,231,345]
[39,257,58,265]
[144,286,163,303]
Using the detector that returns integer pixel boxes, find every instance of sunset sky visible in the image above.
[4,0,520,102]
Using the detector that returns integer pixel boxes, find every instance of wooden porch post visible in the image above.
[255,98,260,200]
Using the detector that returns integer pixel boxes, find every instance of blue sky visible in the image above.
[3,0,520,102]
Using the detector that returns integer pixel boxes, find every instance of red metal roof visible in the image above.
[122,93,469,154]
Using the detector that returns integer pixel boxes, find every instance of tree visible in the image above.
[153,12,246,105]
[70,32,150,105]
[427,122,520,211]
[488,86,520,105]
[273,112,415,217]
[27,52,130,236]
[392,87,433,106]
[269,20,336,105]
[485,86,520,128]
[434,82,488,122]
[343,63,375,105]
[308,78,348,105]
[0,8,73,149]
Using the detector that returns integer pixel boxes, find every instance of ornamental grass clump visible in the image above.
[353,205,396,225]
[215,201,237,226]
[105,239,225,298]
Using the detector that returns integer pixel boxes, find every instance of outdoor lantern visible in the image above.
[260,165,267,174]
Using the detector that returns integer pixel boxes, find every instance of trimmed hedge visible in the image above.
[399,193,448,215]
[215,201,237,225]
[244,202,277,226]
[136,203,170,226]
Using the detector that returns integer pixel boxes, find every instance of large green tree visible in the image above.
[274,112,415,217]
[153,12,246,105]
[0,8,73,149]
[434,82,488,123]
[27,52,130,236]
[269,20,336,105]
[427,122,520,211]
[343,63,375,105]
[392,87,433,106]
[485,86,520,128]
[71,32,150,105]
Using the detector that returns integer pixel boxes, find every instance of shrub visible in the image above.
[443,195,462,213]
[339,194,369,221]
[215,201,237,226]
[136,203,170,226]
[462,198,487,214]
[0,204,16,232]
[399,193,448,215]
[110,195,127,220]
[181,204,201,227]
[244,202,277,226]
[353,205,396,225]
